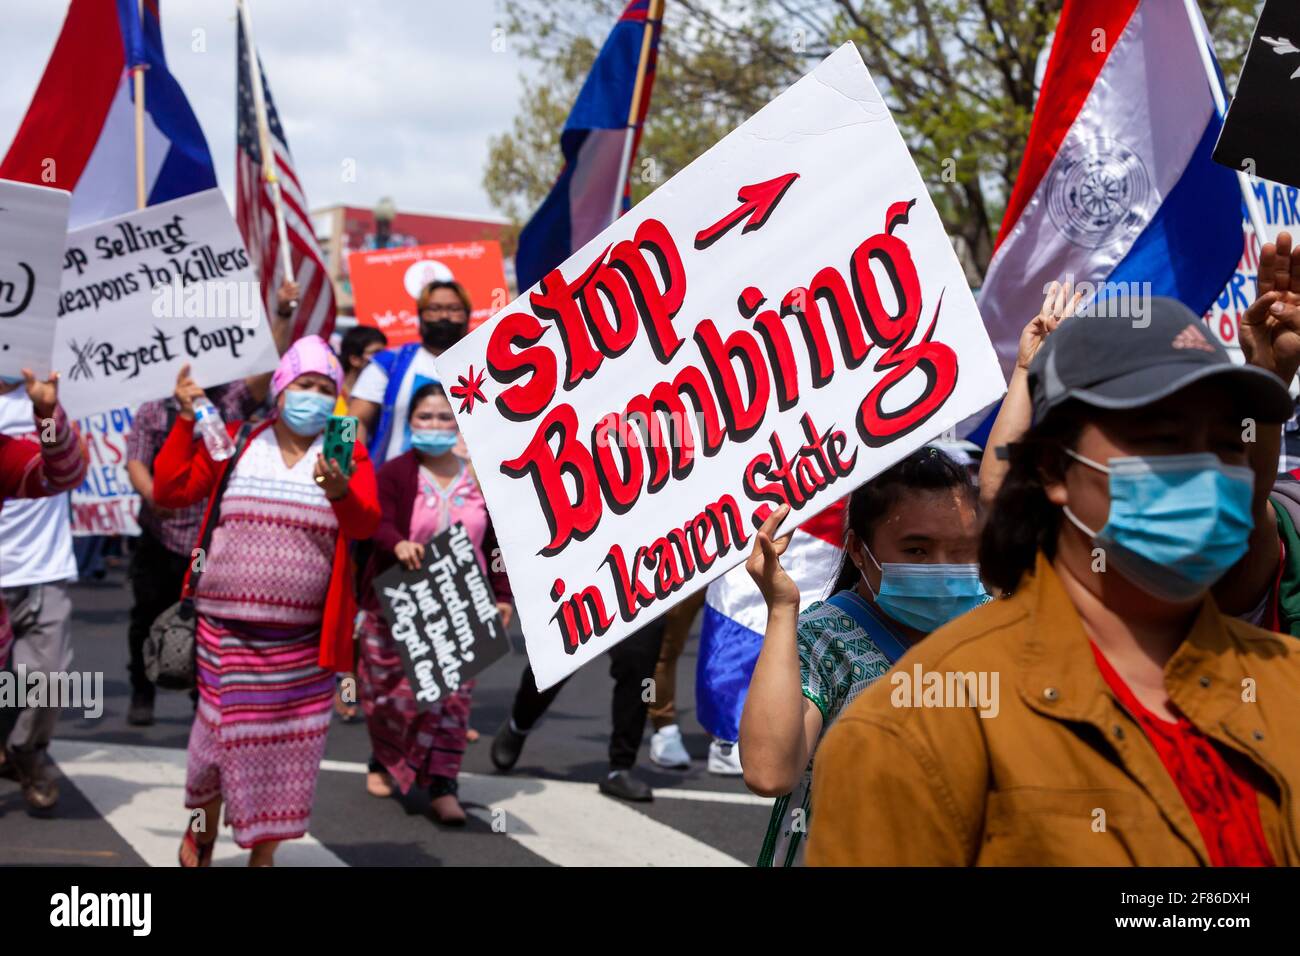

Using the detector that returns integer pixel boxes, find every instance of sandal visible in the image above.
[179,827,215,867]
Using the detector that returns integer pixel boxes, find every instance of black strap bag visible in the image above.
[144,423,254,690]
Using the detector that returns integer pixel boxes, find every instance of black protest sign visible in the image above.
[1214,0,1300,188]
[374,522,509,710]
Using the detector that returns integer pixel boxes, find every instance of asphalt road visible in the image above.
[0,566,772,867]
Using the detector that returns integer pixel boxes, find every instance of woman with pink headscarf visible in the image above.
[154,337,380,866]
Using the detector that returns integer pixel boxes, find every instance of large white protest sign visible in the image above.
[0,179,71,380]
[51,188,278,417]
[438,44,1006,689]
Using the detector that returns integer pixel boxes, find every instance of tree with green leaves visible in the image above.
[484,0,1260,277]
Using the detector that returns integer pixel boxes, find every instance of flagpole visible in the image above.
[237,0,296,284]
[1183,0,1270,245]
[133,0,147,209]
[608,0,664,225]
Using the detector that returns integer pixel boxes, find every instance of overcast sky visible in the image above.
[0,0,526,220]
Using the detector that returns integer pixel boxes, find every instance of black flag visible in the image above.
[1214,0,1300,188]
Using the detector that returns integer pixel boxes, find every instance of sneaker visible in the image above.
[599,769,653,802]
[6,747,59,810]
[649,724,691,769]
[708,738,743,776]
[490,719,527,773]
[127,693,154,727]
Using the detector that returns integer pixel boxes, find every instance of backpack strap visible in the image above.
[1268,485,1300,638]
[825,590,909,665]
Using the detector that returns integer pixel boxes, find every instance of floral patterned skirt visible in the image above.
[357,609,474,793]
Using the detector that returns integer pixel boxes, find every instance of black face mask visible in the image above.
[420,318,466,351]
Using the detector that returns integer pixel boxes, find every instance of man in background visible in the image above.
[0,374,86,810]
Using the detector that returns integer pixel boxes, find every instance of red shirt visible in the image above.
[1090,642,1275,866]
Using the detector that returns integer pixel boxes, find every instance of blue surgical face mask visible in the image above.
[864,547,991,633]
[410,427,458,456]
[1061,450,1255,602]
[280,390,335,436]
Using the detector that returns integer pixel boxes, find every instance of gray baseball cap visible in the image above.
[1027,296,1293,424]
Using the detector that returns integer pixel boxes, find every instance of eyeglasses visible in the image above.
[421,305,468,318]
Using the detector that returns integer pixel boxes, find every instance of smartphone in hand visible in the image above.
[323,415,358,478]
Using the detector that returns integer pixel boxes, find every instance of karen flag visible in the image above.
[514,0,663,293]
[1,0,217,229]
[978,0,1243,376]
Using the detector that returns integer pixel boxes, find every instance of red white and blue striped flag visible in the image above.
[514,0,663,293]
[978,0,1243,376]
[1,0,217,227]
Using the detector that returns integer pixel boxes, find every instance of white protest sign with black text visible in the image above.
[0,179,71,380]
[438,44,1006,690]
[51,188,278,417]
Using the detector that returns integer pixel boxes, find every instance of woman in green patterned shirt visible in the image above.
[740,447,987,866]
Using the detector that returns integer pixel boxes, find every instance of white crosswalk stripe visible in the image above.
[50,740,752,867]
[460,773,747,867]
[48,740,347,867]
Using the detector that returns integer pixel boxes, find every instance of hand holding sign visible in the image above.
[21,367,60,419]
[173,363,207,420]
[746,503,798,610]
[394,540,425,570]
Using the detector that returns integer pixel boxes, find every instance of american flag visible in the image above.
[235,16,335,340]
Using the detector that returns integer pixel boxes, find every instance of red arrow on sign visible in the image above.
[693,172,800,250]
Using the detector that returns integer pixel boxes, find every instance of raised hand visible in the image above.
[1241,231,1300,384]
[746,503,799,610]
[21,368,58,419]
[174,363,208,420]
[1018,280,1083,372]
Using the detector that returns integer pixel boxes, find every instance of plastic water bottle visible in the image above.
[193,399,235,461]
